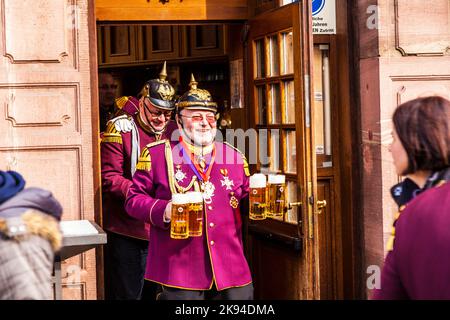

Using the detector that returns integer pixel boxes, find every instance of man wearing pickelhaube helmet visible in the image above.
[101,62,177,300]
[125,75,254,300]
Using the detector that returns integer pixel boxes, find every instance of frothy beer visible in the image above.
[249,173,267,220]
[267,174,286,218]
[170,193,189,239]
[186,191,204,237]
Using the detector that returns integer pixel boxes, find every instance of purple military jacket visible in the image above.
[125,139,252,290]
[373,181,450,299]
[101,98,177,240]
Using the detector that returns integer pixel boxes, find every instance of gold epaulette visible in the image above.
[136,147,151,171]
[135,140,168,171]
[115,96,129,110]
[224,142,250,177]
[102,121,122,144]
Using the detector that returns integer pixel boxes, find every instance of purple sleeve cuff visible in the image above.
[149,199,171,230]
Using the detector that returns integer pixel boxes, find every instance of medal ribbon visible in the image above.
[179,137,216,182]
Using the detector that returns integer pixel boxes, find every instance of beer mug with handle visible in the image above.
[186,191,204,237]
[267,174,286,218]
[249,173,268,220]
[170,193,190,239]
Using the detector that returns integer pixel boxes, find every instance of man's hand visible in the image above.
[163,201,172,223]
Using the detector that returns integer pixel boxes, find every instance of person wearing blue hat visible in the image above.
[0,170,63,299]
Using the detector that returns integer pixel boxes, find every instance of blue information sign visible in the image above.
[312,0,326,16]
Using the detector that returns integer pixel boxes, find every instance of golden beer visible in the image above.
[186,191,204,237]
[267,174,286,218]
[170,194,189,239]
[249,174,267,220]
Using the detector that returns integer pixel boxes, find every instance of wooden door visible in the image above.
[0,0,100,299]
[246,2,318,299]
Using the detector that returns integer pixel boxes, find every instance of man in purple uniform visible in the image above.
[125,75,253,300]
[101,62,177,300]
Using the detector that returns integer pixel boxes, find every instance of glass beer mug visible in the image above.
[249,173,268,220]
[186,191,204,237]
[170,193,189,239]
[267,174,286,218]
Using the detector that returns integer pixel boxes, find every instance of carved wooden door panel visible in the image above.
[0,0,100,299]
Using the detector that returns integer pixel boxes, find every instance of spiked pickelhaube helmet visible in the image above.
[140,61,176,111]
[176,74,218,114]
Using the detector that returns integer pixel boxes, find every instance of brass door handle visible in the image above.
[287,201,302,210]
[316,200,327,214]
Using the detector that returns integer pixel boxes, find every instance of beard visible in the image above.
[183,127,216,146]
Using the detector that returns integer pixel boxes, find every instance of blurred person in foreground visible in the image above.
[0,170,62,300]
[373,96,450,299]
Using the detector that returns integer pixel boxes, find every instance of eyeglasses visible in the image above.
[99,84,118,90]
[180,114,217,124]
[143,101,172,118]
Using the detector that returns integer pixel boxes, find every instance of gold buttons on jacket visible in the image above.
[208,205,213,210]
[210,240,215,246]
[209,222,215,228]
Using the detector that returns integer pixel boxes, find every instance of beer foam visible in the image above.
[268,174,285,184]
[185,191,204,203]
[250,173,267,188]
[172,193,190,205]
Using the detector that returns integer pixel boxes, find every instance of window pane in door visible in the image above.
[285,181,298,224]
[313,45,333,168]
[257,86,267,125]
[268,35,280,76]
[283,80,295,123]
[281,31,293,74]
[269,130,280,172]
[285,130,297,174]
[269,84,281,124]
[255,39,266,78]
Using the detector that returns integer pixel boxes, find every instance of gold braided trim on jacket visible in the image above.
[0,210,62,252]
[136,147,152,171]
[102,120,122,144]
[135,140,167,172]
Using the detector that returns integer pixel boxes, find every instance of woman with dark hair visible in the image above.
[373,96,450,299]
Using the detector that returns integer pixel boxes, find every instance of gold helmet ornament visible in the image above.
[176,74,218,114]
[140,61,176,111]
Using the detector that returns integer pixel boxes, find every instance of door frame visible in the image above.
[92,0,361,299]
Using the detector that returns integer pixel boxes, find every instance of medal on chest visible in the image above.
[220,168,234,190]
[201,180,215,204]
[174,165,187,183]
[229,191,239,209]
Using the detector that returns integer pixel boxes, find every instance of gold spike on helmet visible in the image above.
[176,74,218,114]
[140,61,176,111]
